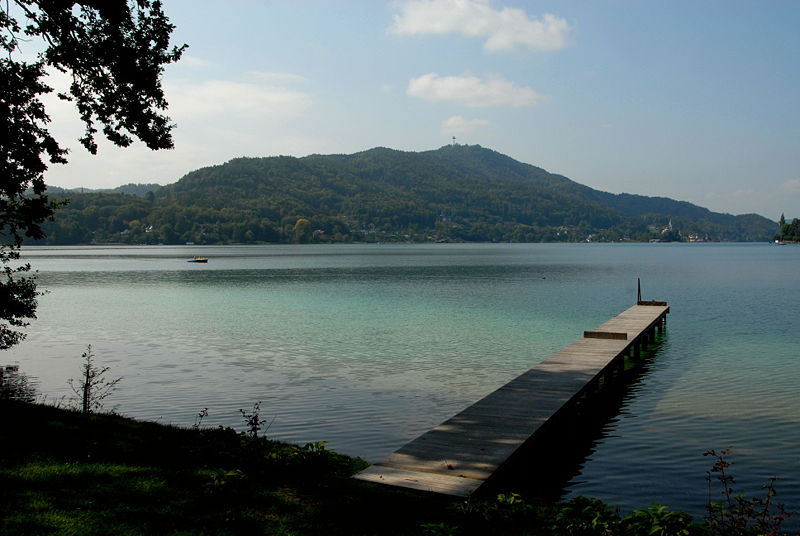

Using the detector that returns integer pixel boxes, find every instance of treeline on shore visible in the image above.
[777,214,800,242]
[36,145,778,245]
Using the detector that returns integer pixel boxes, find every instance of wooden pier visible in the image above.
[354,302,669,497]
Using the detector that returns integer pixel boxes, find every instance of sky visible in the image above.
[31,0,800,220]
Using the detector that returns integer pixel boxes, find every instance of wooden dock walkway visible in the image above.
[354,302,669,497]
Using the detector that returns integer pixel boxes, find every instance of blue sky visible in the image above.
[39,1,799,219]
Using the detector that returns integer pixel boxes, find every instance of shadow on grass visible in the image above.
[0,400,457,535]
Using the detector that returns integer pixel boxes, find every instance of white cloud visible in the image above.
[248,71,308,84]
[390,0,571,52]
[38,71,318,189]
[179,55,212,69]
[166,78,313,119]
[441,115,490,135]
[407,73,544,107]
[43,69,314,132]
[779,178,800,193]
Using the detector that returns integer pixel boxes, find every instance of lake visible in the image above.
[8,242,800,521]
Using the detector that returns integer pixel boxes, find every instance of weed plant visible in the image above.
[704,449,795,535]
[67,345,122,413]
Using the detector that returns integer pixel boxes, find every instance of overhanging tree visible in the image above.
[1,0,185,348]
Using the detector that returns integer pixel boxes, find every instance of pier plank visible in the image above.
[353,304,669,496]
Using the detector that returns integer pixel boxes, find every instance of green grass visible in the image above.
[0,401,458,535]
[2,401,793,535]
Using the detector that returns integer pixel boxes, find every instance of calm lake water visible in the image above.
[9,243,800,520]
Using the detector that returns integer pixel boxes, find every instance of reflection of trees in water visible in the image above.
[0,365,38,403]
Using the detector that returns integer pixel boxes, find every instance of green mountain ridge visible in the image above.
[38,145,777,245]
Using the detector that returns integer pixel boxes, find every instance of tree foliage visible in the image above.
[775,214,800,243]
[1,0,184,348]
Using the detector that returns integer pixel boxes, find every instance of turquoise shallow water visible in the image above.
[10,243,800,520]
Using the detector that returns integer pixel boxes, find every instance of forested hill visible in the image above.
[47,183,163,197]
[38,145,777,245]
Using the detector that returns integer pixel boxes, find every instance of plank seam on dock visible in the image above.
[372,462,487,480]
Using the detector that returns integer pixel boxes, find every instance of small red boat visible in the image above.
[187,257,208,263]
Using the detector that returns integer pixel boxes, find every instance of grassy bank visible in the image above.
[0,401,457,535]
[2,401,794,535]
